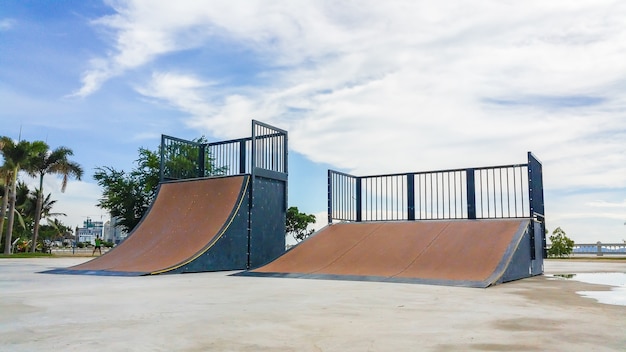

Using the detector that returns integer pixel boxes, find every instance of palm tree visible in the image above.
[0,137,47,254]
[20,188,67,223]
[0,166,13,250]
[46,217,71,240]
[18,188,67,249]
[26,146,83,252]
[10,181,30,235]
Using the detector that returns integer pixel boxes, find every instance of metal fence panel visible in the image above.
[328,154,542,223]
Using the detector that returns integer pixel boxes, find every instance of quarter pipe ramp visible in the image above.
[240,219,542,287]
[45,175,251,276]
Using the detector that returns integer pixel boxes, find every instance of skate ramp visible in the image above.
[45,175,250,276]
[241,219,535,287]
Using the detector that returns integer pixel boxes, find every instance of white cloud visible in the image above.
[0,18,16,31]
[70,58,118,98]
[588,200,626,208]
[82,0,626,242]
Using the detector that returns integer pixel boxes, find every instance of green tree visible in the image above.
[548,227,574,258]
[45,218,72,241]
[94,140,222,233]
[0,137,47,254]
[94,148,162,232]
[25,145,83,252]
[161,136,226,179]
[286,206,316,242]
[12,181,31,235]
[20,188,67,228]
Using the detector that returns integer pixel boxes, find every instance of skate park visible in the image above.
[3,121,626,351]
[46,120,545,287]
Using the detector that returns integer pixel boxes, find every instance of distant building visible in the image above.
[75,216,128,246]
[103,216,128,245]
[76,219,103,245]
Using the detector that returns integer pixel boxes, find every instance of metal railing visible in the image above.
[572,242,626,256]
[328,152,543,224]
[252,121,288,178]
[160,135,210,180]
[160,120,287,181]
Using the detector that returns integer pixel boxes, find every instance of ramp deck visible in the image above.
[242,219,533,287]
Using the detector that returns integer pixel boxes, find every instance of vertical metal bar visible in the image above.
[466,168,476,219]
[228,143,231,174]
[407,173,415,221]
[519,167,530,216]
[343,175,346,220]
[499,168,503,218]
[393,177,397,220]
[377,177,380,220]
[379,177,386,220]
[342,175,345,220]
[327,170,332,224]
[159,135,165,182]
[527,154,536,260]
[265,128,269,169]
[359,177,363,221]
[416,174,420,219]
[492,168,497,217]
[229,143,233,174]
[339,174,343,220]
[356,176,362,222]
[506,168,511,218]
[446,172,452,219]
[374,177,377,221]
[283,130,288,209]
[345,177,354,221]
[418,173,422,219]
[402,175,406,219]
[485,170,490,217]
[396,176,400,220]
[374,177,377,220]
[369,177,372,221]
[513,166,518,216]
[461,171,465,218]
[452,171,459,219]
[198,143,206,177]
[352,175,355,220]
[429,173,433,219]
[435,173,439,219]
[399,175,402,220]
[384,176,387,220]
[247,121,257,269]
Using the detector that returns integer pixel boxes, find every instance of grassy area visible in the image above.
[0,248,109,258]
[0,252,54,259]
[548,256,626,261]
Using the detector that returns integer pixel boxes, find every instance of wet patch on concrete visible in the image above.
[549,273,626,306]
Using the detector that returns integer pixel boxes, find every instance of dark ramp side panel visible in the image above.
[46,176,249,276]
[243,219,530,288]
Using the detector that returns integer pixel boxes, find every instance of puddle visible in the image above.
[551,273,626,306]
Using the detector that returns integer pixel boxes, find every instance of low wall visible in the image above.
[572,242,626,256]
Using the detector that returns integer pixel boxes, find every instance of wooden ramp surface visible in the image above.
[49,176,248,275]
[245,219,529,287]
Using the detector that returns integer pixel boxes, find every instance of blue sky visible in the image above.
[1,0,625,243]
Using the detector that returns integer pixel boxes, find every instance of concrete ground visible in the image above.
[1,258,625,352]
